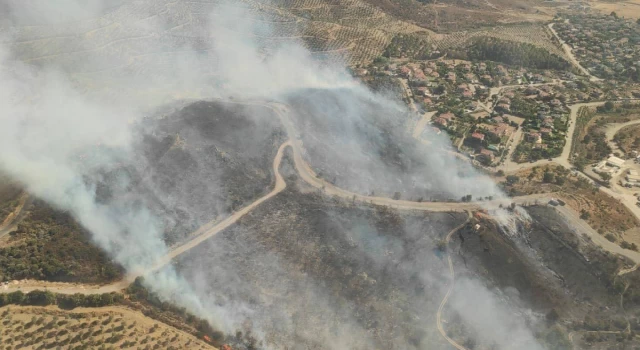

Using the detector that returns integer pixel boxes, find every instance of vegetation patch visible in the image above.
[452,37,572,71]
[0,200,122,283]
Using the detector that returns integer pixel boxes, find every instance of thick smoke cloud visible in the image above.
[0,0,540,348]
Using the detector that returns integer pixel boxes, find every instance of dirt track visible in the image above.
[0,99,603,296]
[6,99,640,350]
[0,194,32,239]
[436,211,473,350]
[2,140,291,295]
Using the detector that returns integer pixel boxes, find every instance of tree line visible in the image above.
[451,37,572,70]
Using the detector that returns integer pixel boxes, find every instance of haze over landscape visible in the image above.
[2,0,640,349]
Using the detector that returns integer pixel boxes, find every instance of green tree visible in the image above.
[24,290,56,306]
[506,175,520,185]
[543,171,555,183]
[604,101,615,111]
[580,209,591,220]
[7,291,25,304]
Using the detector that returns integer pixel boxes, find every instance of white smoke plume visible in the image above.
[0,0,542,348]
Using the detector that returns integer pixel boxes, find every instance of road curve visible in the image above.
[1,99,635,298]
[499,101,607,173]
[605,118,640,154]
[2,140,292,295]
[436,211,472,350]
[554,205,640,269]
[0,99,575,296]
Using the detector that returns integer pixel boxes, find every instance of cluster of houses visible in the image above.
[555,14,640,81]
[508,85,571,158]
[364,59,562,111]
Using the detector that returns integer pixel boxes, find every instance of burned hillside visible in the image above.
[285,88,501,201]
[90,101,286,244]
[449,205,640,349]
[172,148,467,349]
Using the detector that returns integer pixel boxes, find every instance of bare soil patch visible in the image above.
[506,164,639,235]
[592,0,640,19]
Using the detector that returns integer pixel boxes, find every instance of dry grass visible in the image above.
[508,164,639,235]
[239,0,563,66]
[243,0,426,66]
[592,0,640,19]
[614,123,640,153]
[0,305,216,350]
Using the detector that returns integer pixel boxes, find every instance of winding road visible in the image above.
[498,101,607,173]
[436,211,473,350]
[4,98,640,349]
[2,141,292,295]
[0,100,552,296]
[1,98,633,289]
[605,118,640,154]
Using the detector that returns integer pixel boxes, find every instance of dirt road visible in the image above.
[605,118,640,154]
[0,194,32,239]
[436,211,472,350]
[0,101,551,296]
[2,99,636,301]
[498,101,606,173]
[413,111,437,140]
[2,140,292,295]
[554,205,640,269]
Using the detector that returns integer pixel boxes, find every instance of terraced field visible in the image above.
[1,0,425,79]
[0,0,566,84]
[0,305,215,350]
[433,23,567,59]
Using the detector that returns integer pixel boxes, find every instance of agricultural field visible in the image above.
[360,0,554,31]
[0,305,214,350]
[2,0,572,81]
[253,0,426,65]
[379,23,569,65]
[591,0,640,19]
[433,23,567,60]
